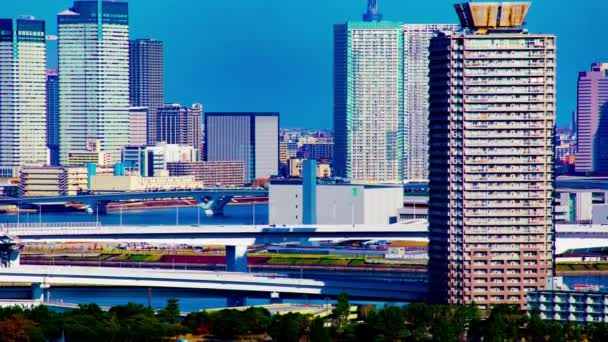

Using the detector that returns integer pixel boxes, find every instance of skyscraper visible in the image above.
[157,103,203,156]
[204,112,279,183]
[402,24,458,181]
[47,69,60,166]
[334,21,403,183]
[363,0,382,22]
[129,39,164,145]
[428,2,555,308]
[575,63,608,175]
[0,17,48,176]
[58,0,130,164]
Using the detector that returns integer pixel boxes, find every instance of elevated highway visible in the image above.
[0,265,427,303]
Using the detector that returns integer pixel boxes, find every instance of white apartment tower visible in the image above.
[58,0,130,164]
[428,2,556,308]
[334,21,404,183]
[403,24,458,181]
[0,18,48,175]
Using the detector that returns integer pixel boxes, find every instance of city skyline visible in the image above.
[2,0,604,129]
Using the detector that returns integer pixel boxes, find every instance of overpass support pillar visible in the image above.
[8,248,20,267]
[31,283,50,302]
[86,201,109,215]
[226,244,248,273]
[227,294,246,307]
[198,196,233,216]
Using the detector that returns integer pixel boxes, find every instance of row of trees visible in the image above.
[4,295,608,341]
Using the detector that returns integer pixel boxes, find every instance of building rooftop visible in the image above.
[454,2,530,33]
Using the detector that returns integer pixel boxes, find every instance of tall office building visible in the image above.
[334,20,403,183]
[0,18,47,175]
[58,0,130,164]
[575,63,608,175]
[157,103,203,155]
[205,113,279,183]
[129,39,163,145]
[402,24,458,181]
[428,2,556,308]
[47,69,60,166]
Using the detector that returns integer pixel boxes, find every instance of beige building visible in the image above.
[90,175,202,193]
[66,140,112,166]
[20,166,66,197]
[19,165,113,197]
[289,159,332,178]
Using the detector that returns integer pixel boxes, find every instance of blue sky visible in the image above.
[4,0,608,128]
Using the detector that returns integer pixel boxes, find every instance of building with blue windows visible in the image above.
[58,0,130,164]
[0,17,48,176]
[204,112,279,183]
[46,69,60,166]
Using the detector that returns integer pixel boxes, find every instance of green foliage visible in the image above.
[269,312,308,342]
[156,297,180,324]
[334,291,351,331]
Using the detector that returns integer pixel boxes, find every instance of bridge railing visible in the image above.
[0,222,102,235]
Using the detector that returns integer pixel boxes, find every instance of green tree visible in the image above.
[269,313,307,342]
[334,292,351,331]
[242,307,271,335]
[182,311,211,335]
[310,317,331,342]
[524,309,547,342]
[209,309,247,339]
[156,298,180,325]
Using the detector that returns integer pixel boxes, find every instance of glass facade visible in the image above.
[204,113,279,183]
[0,18,48,174]
[58,0,130,164]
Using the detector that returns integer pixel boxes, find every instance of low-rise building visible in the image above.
[90,175,202,193]
[66,140,112,166]
[269,180,402,225]
[288,159,332,178]
[166,161,244,187]
[19,166,67,197]
[528,278,608,323]
[122,143,198,177]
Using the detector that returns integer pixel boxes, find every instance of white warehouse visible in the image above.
[269,180,402,226]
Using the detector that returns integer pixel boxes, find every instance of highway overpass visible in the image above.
[0,221,428,272]
[0,265,427,303]
[0,189,268,215]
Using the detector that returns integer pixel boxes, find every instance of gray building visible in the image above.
[204,112,279,183]
[129,39,164,145]
[157,103,203,156]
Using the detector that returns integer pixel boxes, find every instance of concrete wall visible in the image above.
[269,184,303,225]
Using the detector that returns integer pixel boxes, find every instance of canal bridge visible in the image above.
[0,188,268,216]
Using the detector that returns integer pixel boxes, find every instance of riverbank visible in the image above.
[21,253,427,273]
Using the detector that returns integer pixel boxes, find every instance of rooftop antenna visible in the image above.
[362,0,382,22]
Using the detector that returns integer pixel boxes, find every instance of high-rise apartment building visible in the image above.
[0,18,47,175]
[157,103,203,155]
[334,20,403,183]
[428,2,556,308]
[575,63,608,175]
[47,69,60,166]
[403,24,458,181]
[205,112,279,183]
[129,39,164,145]
[58,0,130,164]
